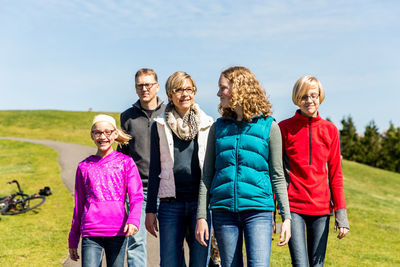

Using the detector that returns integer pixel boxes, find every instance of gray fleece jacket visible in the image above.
[118,98,165,190]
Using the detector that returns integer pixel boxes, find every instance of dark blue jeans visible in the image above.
[212,210,273,267]
[288,212,330,267]
[158,200,210,267]
[81,236,126,267]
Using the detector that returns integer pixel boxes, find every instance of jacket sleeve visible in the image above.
[278,122,290,187]
[68,166,86,249]
[328,128,347,210]
[145,123,161,213]
[269,122,291,221]
[120,112,127,131]
[126,158,144,228]
[197,123,216,220]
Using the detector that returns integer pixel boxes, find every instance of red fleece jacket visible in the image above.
[279,111,346,215]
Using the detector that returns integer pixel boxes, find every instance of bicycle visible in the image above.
[0,180,49,215]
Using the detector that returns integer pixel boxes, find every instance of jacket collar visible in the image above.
[133,97,164,111]
[294,109,322,123]
[220,114,273,124]
[88,150,118,163]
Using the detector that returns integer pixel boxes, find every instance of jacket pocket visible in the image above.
[158,170,175,198]
[82,201,126,230]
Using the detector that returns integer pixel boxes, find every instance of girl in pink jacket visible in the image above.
[68,114,143,267]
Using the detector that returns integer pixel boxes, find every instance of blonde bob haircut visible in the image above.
[292,76,325,106]
[219,66,272,121]
[91,114,131,145]
[165,71,197,100]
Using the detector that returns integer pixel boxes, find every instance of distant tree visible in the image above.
[359,120,381,167]
[378,122,400,172]
[340,116,362,161]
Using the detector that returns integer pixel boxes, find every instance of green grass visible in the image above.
[271,160,400,266]
[1,110,400,266]
[0,140,74,266]
[0,110,120,146]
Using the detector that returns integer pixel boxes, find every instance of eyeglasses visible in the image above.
[91,129,115,138]
[172,87,195,95]
[135,83,157,90]
[301,94,320,102]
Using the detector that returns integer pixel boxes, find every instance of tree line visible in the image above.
[339,116,400,173]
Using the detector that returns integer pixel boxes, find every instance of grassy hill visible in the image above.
[0,110,120,146]
[1,110,399,266]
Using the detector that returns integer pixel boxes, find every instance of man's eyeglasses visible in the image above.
[91,129,115,138]
[301,94,319,102]
[135,83,157,90]
[172,87,195,95]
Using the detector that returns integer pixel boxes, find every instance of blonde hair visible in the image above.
[91,114,131,145]
[219,66,272,121]
[165,71,197,101]
[292,76,325,106]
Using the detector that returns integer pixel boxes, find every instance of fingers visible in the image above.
[337,227,349,239]
[197,227,209,247]
[154,219,159,233]
[125,224,138,237]
[277,229,291,246]
[145,222,157,238]
[204,226,209,242]
[149,219,158,238]
[195,219,209,247]
[146,224,157,237]
[145,213,158,238]
[69,248,79,261]
[277,219,291,247]
[132,225,139,235]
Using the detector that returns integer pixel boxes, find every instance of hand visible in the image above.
[124,224,138,237]
[195,218,209,247]
[69,248,79,261]
[335,224,349,239]
[145,213,159,238]
[278,219,291,246]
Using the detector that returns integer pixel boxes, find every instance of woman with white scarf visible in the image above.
[145,71,213,267]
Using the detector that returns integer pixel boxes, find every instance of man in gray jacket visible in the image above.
[119,68,165,267]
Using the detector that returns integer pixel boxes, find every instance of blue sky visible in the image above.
[1,0,399,132]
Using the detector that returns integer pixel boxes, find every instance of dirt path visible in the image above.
[0,137,162,266]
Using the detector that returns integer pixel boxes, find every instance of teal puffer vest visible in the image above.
[210,116,275,212]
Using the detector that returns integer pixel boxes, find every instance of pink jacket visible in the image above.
[68,151,143,248]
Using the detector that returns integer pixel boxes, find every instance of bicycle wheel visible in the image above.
[22,195,46,213]
[0,197,9,213]
[2,194,32,215]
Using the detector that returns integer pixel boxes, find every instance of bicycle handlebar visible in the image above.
[7,180,23,194]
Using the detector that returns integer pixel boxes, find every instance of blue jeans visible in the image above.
[158,200,210,267]
[81,236,126,267]
[126,190,147,267]
[212,210,273,267]
[288,212,330,267]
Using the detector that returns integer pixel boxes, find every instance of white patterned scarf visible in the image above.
[165,103,200,141]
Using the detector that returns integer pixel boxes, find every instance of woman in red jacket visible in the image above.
[279,76,349,267]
